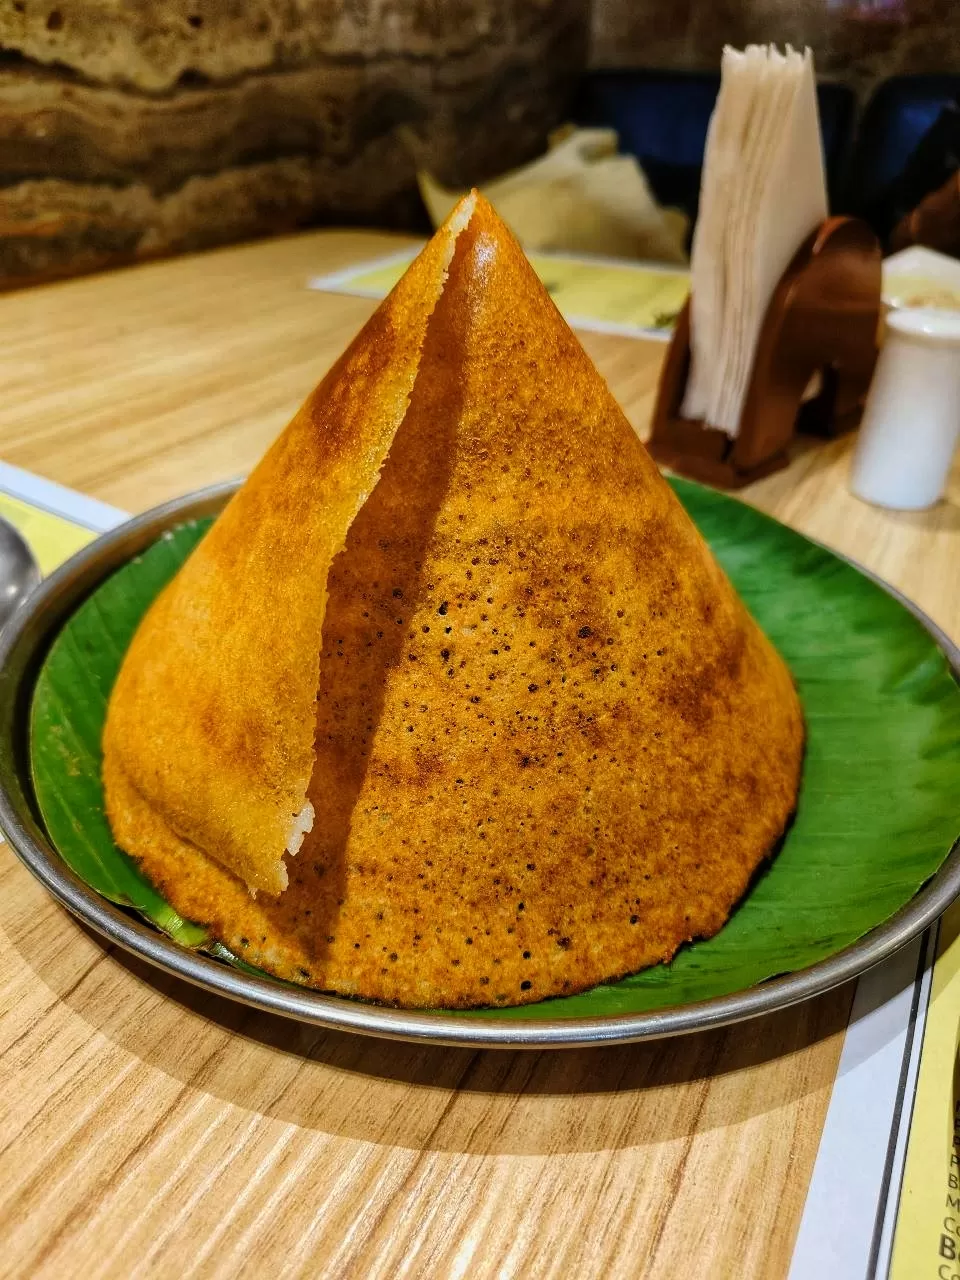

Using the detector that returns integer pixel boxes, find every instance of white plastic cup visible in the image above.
[849,307,960,511]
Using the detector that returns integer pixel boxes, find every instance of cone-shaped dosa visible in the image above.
[103,193,804,1008]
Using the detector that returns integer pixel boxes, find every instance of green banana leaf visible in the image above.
[28,479,960,1019]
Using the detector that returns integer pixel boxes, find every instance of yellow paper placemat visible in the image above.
[0,461,125,579]
[310,249,690,340]
[0,491,96,575]
[891,900,960,1277]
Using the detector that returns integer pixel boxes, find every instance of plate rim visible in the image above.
[1,478,958,1049]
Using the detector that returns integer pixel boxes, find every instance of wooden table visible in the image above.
[0,231,957,1280]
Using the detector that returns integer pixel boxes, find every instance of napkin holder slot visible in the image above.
[649,217,882,489]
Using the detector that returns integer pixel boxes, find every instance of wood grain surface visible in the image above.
[0,229,957,1279]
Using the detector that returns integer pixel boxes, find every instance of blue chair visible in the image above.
[841,73,960,219]
[571,69,856,241]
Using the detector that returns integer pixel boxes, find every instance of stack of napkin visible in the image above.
[681,45,828,436]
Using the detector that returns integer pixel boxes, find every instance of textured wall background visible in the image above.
[0,0,589,283]
[0,1,955,285]
[590,0,960,99]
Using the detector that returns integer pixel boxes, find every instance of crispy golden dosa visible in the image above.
[104,194,804,1007]
[103,197,475,895]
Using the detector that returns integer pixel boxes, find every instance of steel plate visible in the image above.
[0,481,958,1049]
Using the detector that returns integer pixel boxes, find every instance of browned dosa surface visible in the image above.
[103,198,471,895]
[104,194,804,1008]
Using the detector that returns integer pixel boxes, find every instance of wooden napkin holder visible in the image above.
[649,216,882,489]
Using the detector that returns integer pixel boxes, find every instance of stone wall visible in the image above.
[590,0,960,99]
[0,0,589,284]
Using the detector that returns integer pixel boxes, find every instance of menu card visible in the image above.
[0,462,123,563]
[889,900,960,1277]
[789,905,960,1278]
[310,249,689,342]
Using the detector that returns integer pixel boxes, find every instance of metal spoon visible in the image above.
[0,517,40,633]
